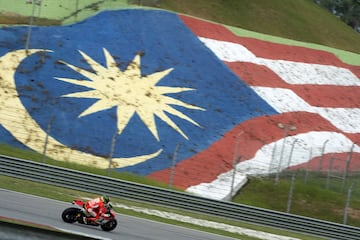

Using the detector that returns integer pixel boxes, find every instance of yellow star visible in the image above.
[56,48,205,141]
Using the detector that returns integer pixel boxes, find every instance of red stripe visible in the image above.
[227,62,360,108]
[149,111,359,189]
[180,15,239,42]
[180,14,360,74]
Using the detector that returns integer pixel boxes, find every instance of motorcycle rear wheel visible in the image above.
[62,207,82,223]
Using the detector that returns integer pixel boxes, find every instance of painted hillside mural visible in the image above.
[0,9,359,200]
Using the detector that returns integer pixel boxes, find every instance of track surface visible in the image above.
[0,189,236,240]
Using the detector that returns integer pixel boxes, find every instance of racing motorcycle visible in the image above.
[61,199,117,231]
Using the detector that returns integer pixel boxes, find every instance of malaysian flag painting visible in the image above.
[0,9,359,200]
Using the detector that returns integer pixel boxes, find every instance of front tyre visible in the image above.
[101,219,117,231]
[62,207,81,223]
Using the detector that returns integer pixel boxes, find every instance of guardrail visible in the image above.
[1,155,359,240]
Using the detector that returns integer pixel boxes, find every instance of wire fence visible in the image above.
[1,105,359,189]
[268,137,358,190]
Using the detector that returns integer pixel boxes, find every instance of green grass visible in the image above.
[0,143,172,189]
[1,0,359,63]
[0,174,327,240]
[0,0,131,25]
[2,143,360,229]
[156,0,360,54]
[235,173,360,226]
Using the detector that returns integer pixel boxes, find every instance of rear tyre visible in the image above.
[101,219,117,231]
[62,207,81,223]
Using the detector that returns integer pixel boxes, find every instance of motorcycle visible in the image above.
[61,199,117,231]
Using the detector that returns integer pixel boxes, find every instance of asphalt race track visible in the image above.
[0,189,237,240]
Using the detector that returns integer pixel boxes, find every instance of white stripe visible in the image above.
[200,37,360,86]
[199,37,257,62]
[259,59,360,86]
[317,107,360,134]
[114,203,300,240]
[251,87,312,112]
[252,86,360,133]
[187,171,248,201]
[238,131,360,175]
[186,132,359,200]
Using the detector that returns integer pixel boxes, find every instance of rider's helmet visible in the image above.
[101,194,110,204]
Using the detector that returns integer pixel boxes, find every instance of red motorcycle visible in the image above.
[61,199,117,231]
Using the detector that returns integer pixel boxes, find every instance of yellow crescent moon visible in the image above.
[0,49,162,168]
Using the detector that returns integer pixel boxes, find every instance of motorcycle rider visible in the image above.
[83,194,111,224]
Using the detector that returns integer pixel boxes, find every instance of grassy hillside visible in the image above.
[156,0,360,54]
[0,0,359,229]
[1,0,359,54]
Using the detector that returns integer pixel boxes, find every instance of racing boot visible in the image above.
[82,216,88,224]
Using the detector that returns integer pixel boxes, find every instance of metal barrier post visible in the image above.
[287,173,296,213]
[169,143,181,189]
[275,123,296,184]
[343,182,355,225]
[107,130,118,176]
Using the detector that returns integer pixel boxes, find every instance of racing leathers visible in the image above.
[84,196,108,223]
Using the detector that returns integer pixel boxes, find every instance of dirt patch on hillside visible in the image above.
[0,11,60,25]
[334,208,360,220]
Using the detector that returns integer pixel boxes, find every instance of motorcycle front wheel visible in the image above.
[101,219,117,231]
[62,207,82,223]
